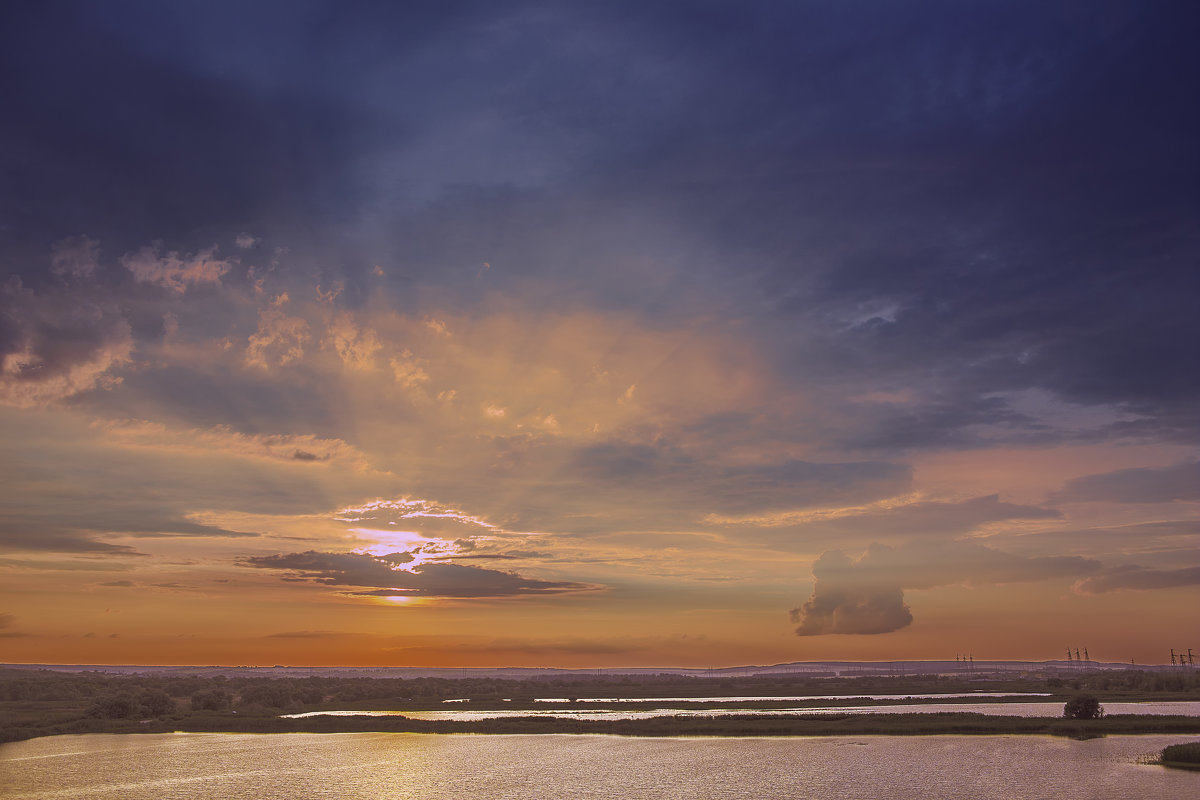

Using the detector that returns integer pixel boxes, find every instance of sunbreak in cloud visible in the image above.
[243,550,596,598]
[791,541,1101,635]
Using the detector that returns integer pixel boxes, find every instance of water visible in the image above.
[524,693,1052,703]
[283,700,1200,721]
[2,733,1197,799]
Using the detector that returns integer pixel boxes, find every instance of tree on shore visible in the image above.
[1062,694,1103,719]
[191,688,233,712]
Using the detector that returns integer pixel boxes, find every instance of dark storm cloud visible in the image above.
[3,0,1197,448]
[0,1,387,266]
[791,541,1100,635]
[1075,564,1200,594]
[1052,461,1200,504]
[243,550,593,597]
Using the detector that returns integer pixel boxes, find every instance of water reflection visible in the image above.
[526,693,1051,703]
[283,700,1200,721]
[3,733,1198,800]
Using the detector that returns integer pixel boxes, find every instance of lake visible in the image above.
[2,733,1197,799]
[282,700,1200,721]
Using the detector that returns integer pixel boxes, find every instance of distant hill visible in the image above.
[1,659,1182,679]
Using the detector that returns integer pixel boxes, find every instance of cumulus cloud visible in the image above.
[1052,461,1200,504]
[244,294,309,368]
[791,541,1101,635]
[1074,564,1200,593]
[390,350,430,390]
[1,278,133,408]
[326,312,381,370]
[791,550,913,635]
[243,550,594,597]
[121,244,231,293]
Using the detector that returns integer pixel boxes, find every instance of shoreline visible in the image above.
[6,712,1200,745]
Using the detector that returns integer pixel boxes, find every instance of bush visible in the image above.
[1161,742,1200,765]
[1062,694,1103,719]
[140,689,176,717]
[191,688,233,712]
[87,692,138,719]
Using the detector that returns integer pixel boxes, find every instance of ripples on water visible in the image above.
[3,733,1199,800]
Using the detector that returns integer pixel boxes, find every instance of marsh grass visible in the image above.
[1159,741,1200,769]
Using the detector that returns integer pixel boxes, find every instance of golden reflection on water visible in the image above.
[2,733,1199,800]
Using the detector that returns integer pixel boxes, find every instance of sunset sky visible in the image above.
[1,1,1197,668]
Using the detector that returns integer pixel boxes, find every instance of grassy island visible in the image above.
[3,667,1198,745]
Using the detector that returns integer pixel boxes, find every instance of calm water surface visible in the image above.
[524,693,1051,702]
[284,700,1200,721]
[2,733,1197,800]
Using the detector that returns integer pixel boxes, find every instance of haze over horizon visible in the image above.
[1,1,1197,669]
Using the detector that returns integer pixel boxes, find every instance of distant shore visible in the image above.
[4,666,1198,745]
[4,712,1200,745]
[182,711,1200,739]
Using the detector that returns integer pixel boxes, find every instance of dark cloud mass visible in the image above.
[1,0,1196,445]
[0,278,132,408]
[243,551,594,597]
[1052,461,1200,504]
[570,443,912,516]
[1075,564,1200,594]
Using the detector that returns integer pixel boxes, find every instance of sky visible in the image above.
[1,0,1197,668]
